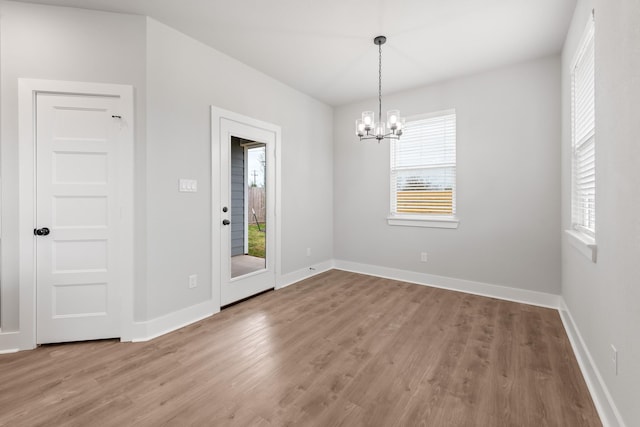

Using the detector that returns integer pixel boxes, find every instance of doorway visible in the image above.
[18,79,134,348]
[211,107,280,307]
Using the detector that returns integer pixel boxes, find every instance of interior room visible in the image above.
[0,0,638,425]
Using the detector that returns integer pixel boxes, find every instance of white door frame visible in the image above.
[243,145,249,255]
[211,106,282,309]
[18,79,135,350]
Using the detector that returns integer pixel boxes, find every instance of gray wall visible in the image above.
[144,19,333,319]
[0,1,148,328]
[334,56,562,294]
[2,2,639,423]
[230,137,245,257]
[0,1,334,330]
[562,0,640,424]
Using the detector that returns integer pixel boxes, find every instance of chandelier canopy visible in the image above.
[355,36,404,142]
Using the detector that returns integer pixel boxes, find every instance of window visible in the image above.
[571,16,595,237]
[566,13,597,262]
[388,109,457,228]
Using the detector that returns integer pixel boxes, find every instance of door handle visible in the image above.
[222,219,230,226]
[34,227,50,236]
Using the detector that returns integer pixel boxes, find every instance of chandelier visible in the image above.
[355,35,404,142]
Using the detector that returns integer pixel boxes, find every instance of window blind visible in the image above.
[571,18,595,236]
[390,110,456,216]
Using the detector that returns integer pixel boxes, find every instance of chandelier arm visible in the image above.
[360,131,399,142]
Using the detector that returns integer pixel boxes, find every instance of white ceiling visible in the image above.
[16,0,577,106]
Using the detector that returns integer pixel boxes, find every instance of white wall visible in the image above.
[334,56,561,295]
[561,0,640,425]
[0,1,148,330]
[145,19,333,319]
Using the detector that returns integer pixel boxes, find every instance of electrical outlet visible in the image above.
[420,252,428,262]
[306,247,311,257]
[611,345,618,375]
[188,274,198,289]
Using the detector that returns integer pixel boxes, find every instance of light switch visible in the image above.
[179,179,198,193]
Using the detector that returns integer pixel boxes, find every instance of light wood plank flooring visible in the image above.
[0,270,600,426]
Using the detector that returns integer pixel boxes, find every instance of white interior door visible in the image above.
[219,118,276,306]
[35,93,121,344]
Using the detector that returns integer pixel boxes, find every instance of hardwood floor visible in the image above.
[0,270,601,426]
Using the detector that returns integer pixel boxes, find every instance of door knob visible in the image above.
[222,219,230,226]
[34,227,50,236]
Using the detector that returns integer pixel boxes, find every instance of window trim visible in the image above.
[388,109,458,229]
[387,215,459,229]
[565,229,597,262]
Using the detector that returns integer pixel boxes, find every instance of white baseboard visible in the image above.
[0,301,219,350]
[129,261,336,342]
[130,299,218,342]
[276,260,335,290]
[332,261,622,425]
[559,299,626,427]
[0,259,623,427]
[333,259,561,309]
[0,331,23,354]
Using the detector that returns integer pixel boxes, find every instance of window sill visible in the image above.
[565,229,597,262]
[387,215,459,229]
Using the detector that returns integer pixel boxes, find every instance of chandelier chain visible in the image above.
[378,42,382,124]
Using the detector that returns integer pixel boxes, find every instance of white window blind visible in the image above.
[390,110,456,217]
[571,16,595,236]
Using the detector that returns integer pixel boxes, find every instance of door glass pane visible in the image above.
[231,137,266,278]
